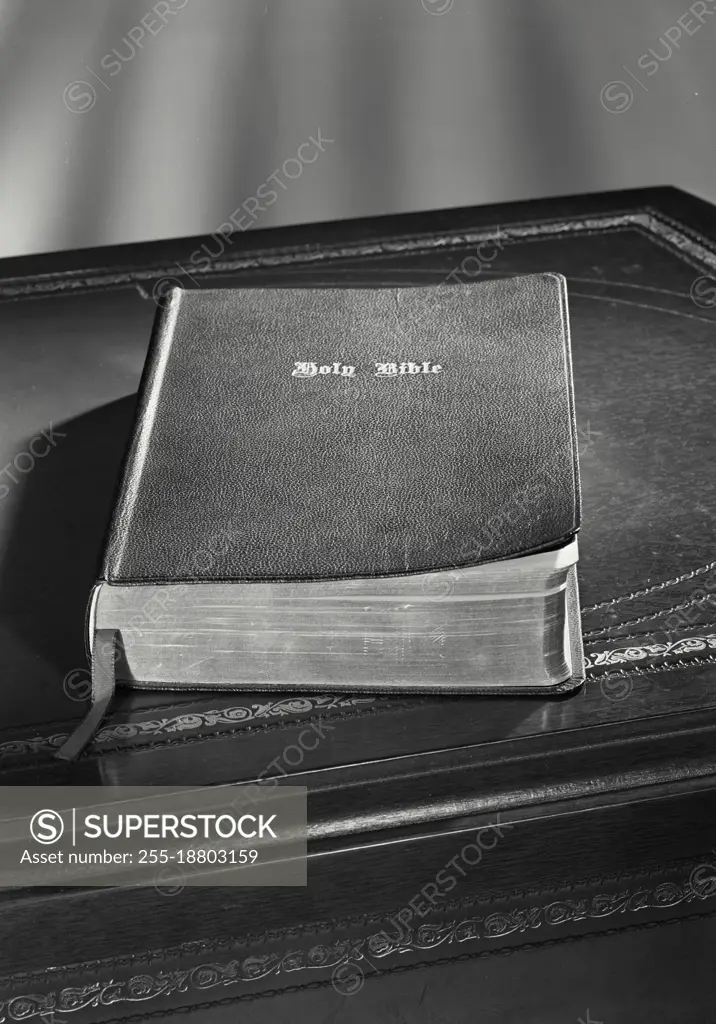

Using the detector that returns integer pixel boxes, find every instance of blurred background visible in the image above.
[0,0,715,259]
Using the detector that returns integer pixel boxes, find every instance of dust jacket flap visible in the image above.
[102,275,580,584]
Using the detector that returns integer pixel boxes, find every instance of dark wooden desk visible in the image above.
[0,187,715,1022]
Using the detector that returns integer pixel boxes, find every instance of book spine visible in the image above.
[99,287,184,581]
[553,273,582,526]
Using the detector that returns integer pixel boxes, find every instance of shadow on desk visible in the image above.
[0,396,136,728]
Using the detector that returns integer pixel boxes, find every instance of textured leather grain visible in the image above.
[102,275,579,583]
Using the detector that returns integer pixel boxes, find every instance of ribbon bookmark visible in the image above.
[56,628,118,761]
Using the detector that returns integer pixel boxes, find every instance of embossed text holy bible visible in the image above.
[59,275,583,758]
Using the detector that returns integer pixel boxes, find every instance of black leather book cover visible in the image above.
[102,274,580,584]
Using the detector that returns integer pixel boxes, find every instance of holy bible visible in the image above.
[58,274,583,759]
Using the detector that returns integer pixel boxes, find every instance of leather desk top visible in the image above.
[0,186,715,1022]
